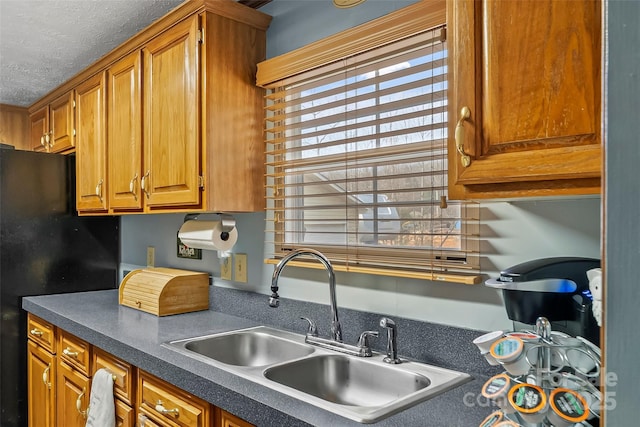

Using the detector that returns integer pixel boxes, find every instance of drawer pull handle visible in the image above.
[63,347,79,358]
[155,400,179,417]
[76,387,88,418]
[42,364,51,389]
[455,106,472,167]
[30,328,44,337]
[129,173,138,198]
[95,178,104,200]
[141,170,150,198]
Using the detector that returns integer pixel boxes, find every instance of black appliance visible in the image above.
[486,257,601,345]
[0,147,120,426]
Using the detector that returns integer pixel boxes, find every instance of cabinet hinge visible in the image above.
[197,28,204,44]
[72,100,76,108]
[73,129,76,137]
[199,175,204,189]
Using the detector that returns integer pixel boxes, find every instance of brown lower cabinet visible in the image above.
[27,314,255,427]
[56,360,91,427]
[27,341,56,427]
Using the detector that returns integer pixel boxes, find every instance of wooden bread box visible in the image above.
[119,268,209,316]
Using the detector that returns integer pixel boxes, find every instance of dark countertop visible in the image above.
[23,289,500,427]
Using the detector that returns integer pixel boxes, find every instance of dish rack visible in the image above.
[483,317,601,427]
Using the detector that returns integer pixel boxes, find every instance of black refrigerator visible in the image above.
[0,146,120,426]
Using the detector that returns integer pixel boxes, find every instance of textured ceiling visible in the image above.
[0,0,185,107]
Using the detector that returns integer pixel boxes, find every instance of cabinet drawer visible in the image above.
[58,331,91,376]
[138,370,211,427]
[115,399,135,427]
[93,347,136,405]
[27,314,56,353]
[137,414,164,427]
[216,408,254,427]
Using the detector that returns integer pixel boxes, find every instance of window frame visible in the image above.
[257,0,481,285]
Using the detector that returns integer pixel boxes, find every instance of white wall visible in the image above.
[120,0,602,332]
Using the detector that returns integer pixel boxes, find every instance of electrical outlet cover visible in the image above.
[235,254,247,283]
[176,236,202,260]
[146,246,155,267]
[221,256,232,281]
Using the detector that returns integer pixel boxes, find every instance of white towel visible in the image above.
[85,368,116,427]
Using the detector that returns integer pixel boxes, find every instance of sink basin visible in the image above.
[164,326,471,423]
[167,326,314,367]
[264,354,430,407]
[263,354,470,422]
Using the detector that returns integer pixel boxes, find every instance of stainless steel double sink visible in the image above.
[164,326,471,424]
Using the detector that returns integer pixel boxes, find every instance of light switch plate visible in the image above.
[235,254,247,283]
[221,255,232,281]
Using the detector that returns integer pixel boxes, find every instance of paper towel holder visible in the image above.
[183,213,236,242]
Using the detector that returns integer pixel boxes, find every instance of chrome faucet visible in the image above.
[380,317,401,364]
[269,248,343,342]
[270,248,378,357]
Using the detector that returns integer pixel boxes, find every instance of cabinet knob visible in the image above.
[30,328,44,337]
[40,135,46,147]
[455,106,472,167]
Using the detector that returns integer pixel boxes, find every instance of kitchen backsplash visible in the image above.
[120,197,600,332]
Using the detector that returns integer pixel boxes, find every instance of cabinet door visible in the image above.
[29,105,49,152]
[0,104,30,150]
[49,91,75,153]
[108,51,144,211]
[27,341,56,427]
[447,0,601,198]
[143,16,201,208]
[75,72,108,212]
[57,361,91,427]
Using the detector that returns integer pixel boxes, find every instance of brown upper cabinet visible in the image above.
[29,91,75,153]
[105,16,201,214]
[28,0,271,215]
[0,104,30,150]
[107,50,143,212]
[75,73,108,213]
[447,0,602,199]
[142,16,201,210]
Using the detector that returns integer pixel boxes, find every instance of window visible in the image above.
[258,2,479,284]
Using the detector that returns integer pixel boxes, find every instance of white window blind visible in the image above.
[263,26,480,284]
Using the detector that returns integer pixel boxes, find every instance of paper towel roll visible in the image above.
[178,220,238,251]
